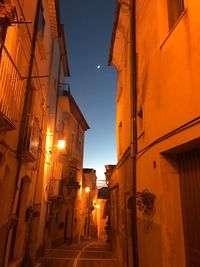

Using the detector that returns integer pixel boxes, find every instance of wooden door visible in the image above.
[178,149,200,267]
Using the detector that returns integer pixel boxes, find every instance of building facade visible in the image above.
[108,1,135,266]
[33,21,70,255]
[81,168,98,240]
[109,0,200,267]
[97,186,109,241]
[0,0,71,266]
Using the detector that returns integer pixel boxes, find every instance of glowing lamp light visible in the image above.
[57,140,66,150]
[85,187,90,193]
[96,204,100,209]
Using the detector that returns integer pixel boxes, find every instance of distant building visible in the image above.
[47,90,89,246]
[81,168,97,239]
[96,179,107,189]
[97,186,109,240]
[31,15,70,261]
[109,0,200,267]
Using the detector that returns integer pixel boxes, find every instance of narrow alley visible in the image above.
[1,0,200,267]
[39,240,118,267]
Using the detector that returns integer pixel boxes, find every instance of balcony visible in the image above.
[0,43,24,131]
[0,3,15,26]
[49,179,62,199]
[62,177,81,190]
[22,114,40,162]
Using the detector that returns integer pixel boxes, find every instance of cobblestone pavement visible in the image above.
[39,239,119,267]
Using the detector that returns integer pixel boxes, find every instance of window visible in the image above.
[70,132,74,155]
[78,141,81,151]
[0,0,8,56]
[0,25,7,56]
[167,0,184,30]
[37,2,45,59]
[137,106,144,139]
[118,122,122,155]
[76,124,79,149]
[38,3,45,36]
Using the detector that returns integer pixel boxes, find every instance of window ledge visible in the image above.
[160,8,187,50]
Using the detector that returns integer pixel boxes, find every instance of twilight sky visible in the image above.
[59,0,117,180]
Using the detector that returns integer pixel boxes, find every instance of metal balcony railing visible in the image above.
[59,83,70,96]
[49,179,62,199]
[0,3,15,26]
[0,45,24,130]
[22,114,40,162]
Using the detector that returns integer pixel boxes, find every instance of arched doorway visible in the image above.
[8,175,31,261]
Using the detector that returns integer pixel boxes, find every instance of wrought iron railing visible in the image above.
[0,44,24,130]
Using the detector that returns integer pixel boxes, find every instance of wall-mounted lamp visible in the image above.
[85,187,90,193]
[92,202,100,210]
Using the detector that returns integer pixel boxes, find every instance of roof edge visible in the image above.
[66,91,90,131]
[108,1,121,66]
[59,24,70,76]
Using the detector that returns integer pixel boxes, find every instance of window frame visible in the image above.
[0,25,7,56]
[38,2,45,37]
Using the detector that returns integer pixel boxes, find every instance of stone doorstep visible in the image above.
[40,257,117,261]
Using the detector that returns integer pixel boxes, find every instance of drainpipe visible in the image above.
[130,0,139,266]
[3,1,41,266]
[54,54,62,131]
[42,52,62,249]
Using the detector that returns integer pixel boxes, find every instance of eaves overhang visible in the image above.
[108,1,121,66]
[65,91,90,131]
[108,0,131,69]
[83,168,96,173]
[59,24,70,76]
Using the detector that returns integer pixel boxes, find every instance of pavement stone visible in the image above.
[39,240,119,267]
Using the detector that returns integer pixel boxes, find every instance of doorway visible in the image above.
[178,149,200,267]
